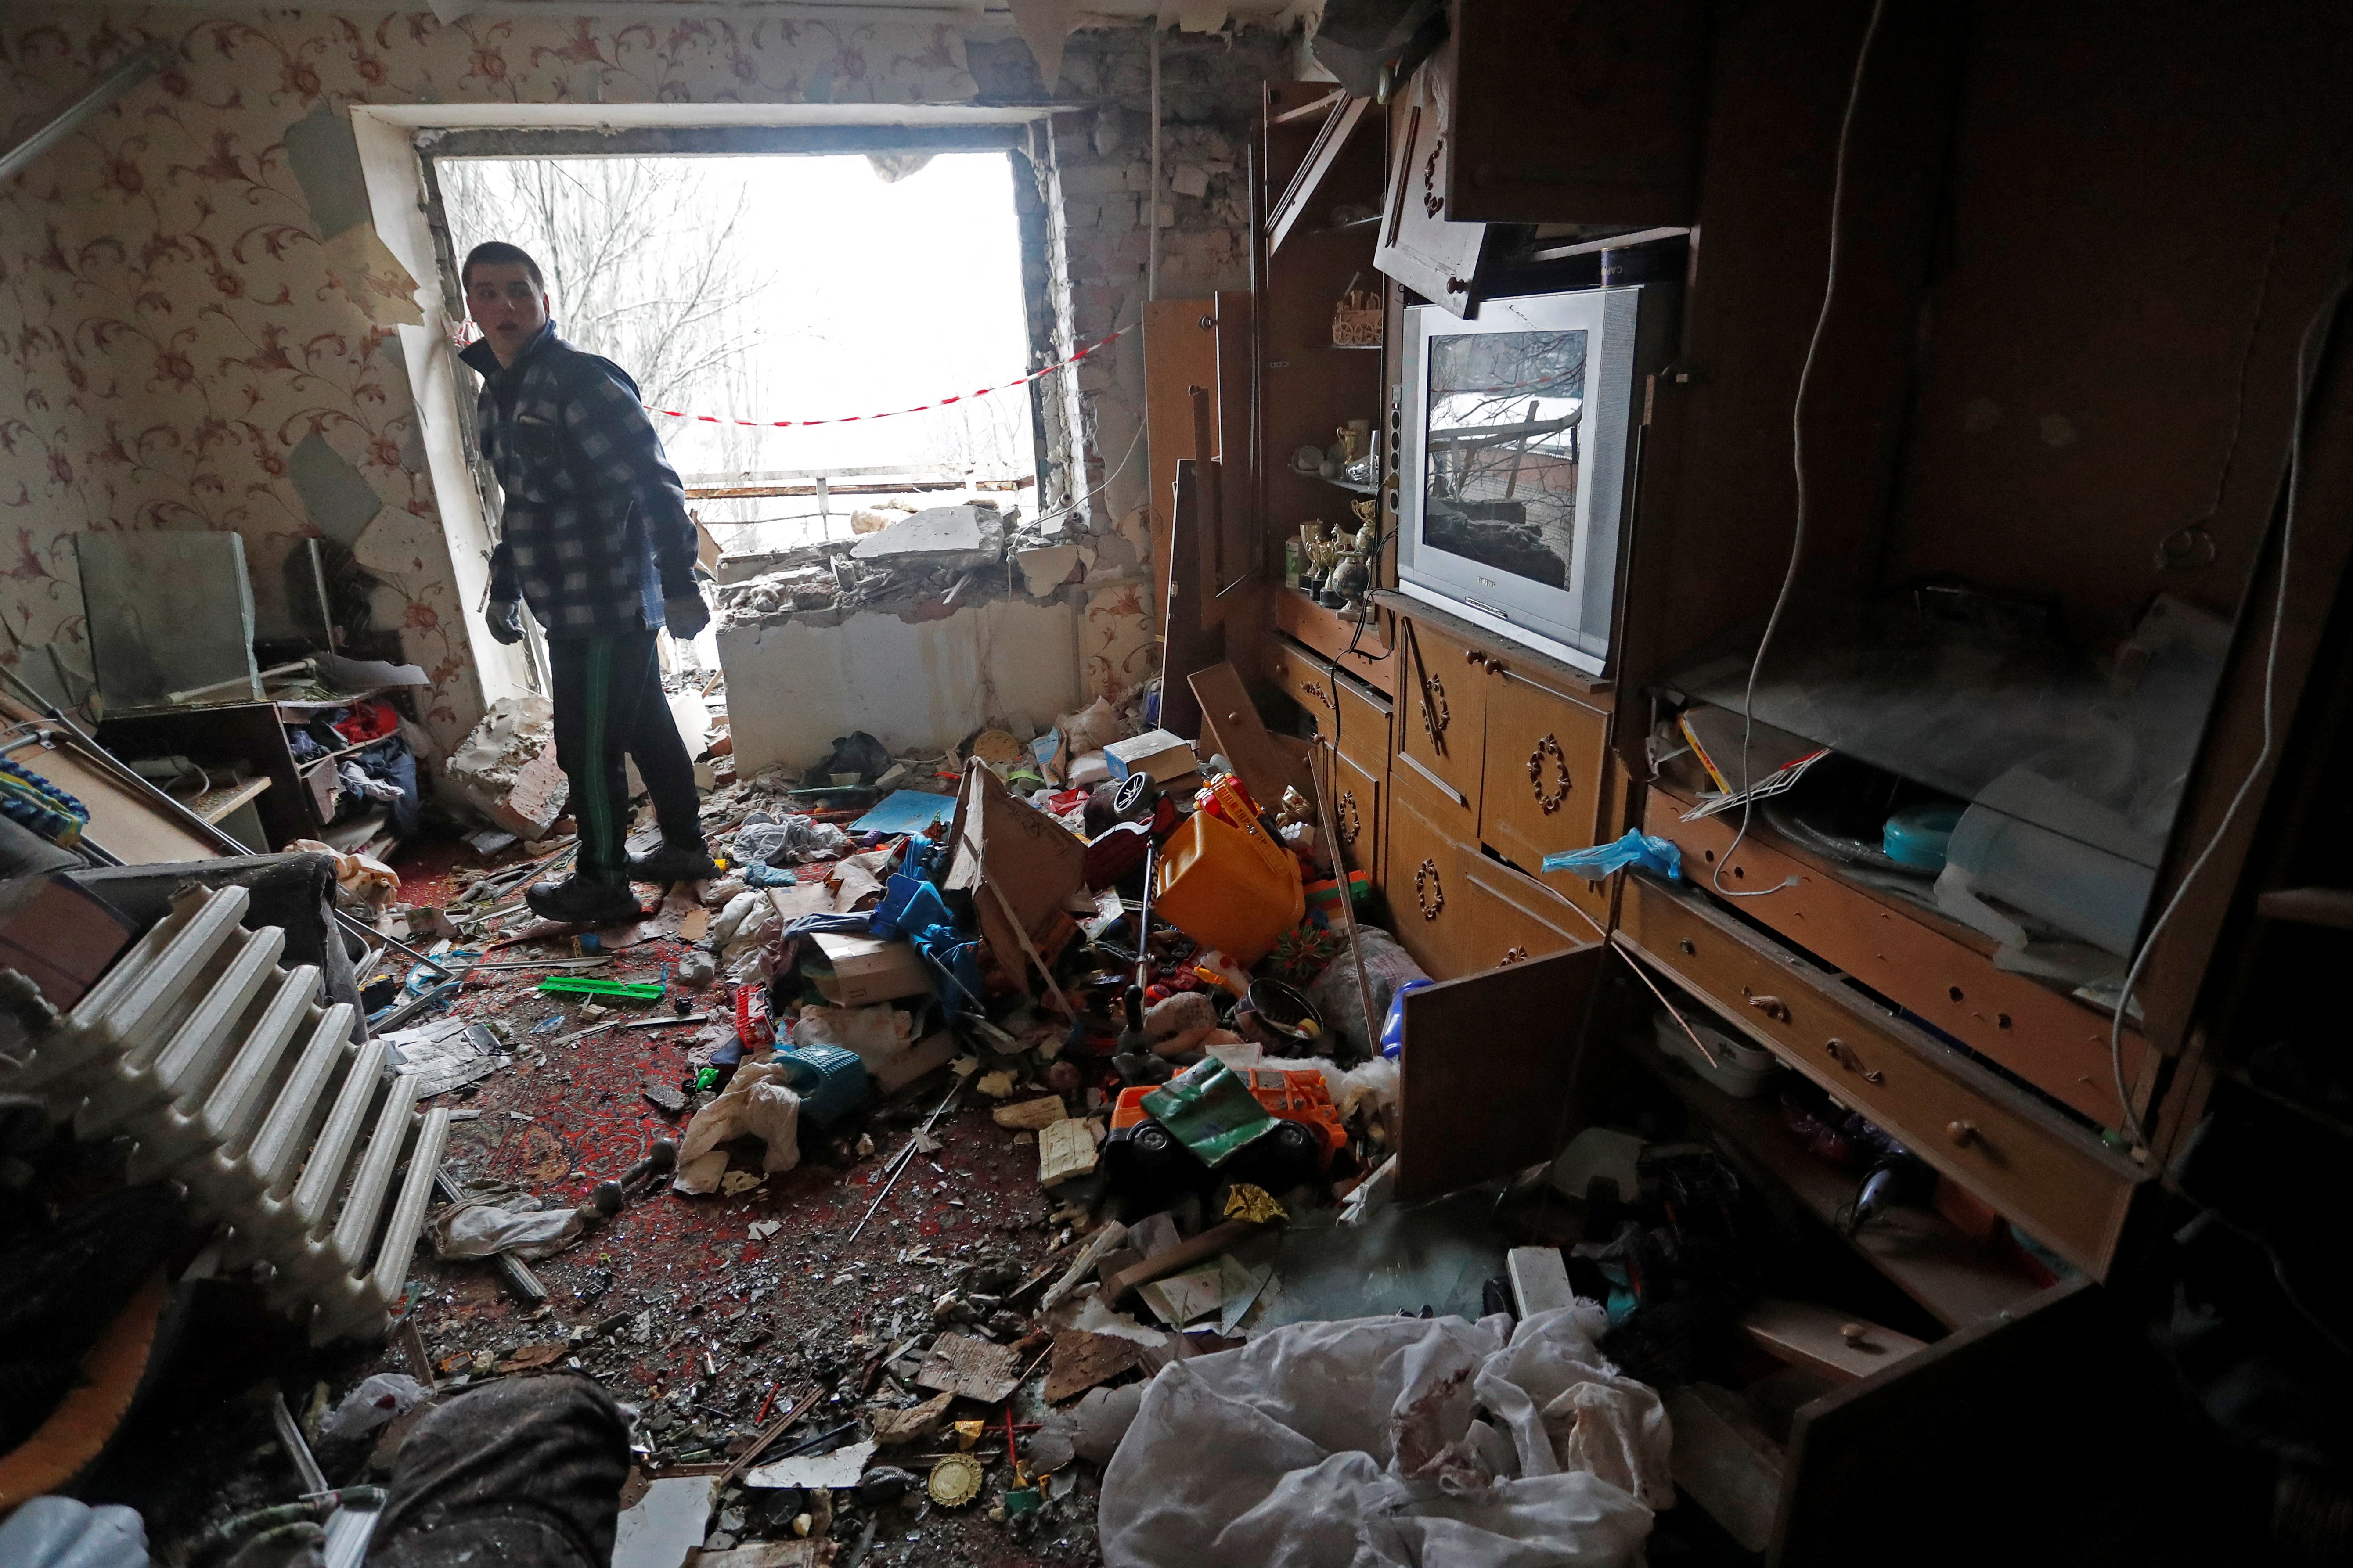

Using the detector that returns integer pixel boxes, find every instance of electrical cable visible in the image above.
[1714,0,1885,903]
[2107,258,2353,1154]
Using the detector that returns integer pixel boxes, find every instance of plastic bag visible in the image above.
[1306,927,1430,1062]
[429,1194,583,1261]
[1099,1306,1665,1568]
[673,1061,802,1194]
[1542,830,1681,882]
[319,1373,431,1441]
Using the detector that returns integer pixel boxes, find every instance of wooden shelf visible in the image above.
[1632,1034,2049,1331]
[180,775,270,825]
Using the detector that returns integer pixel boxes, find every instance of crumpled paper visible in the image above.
[429,1191,583,1262]
[1099,1305,1669,1568]
[673,1061,803,1194]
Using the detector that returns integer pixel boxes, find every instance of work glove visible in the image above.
[664,592,711,641]
[486,599,524,645]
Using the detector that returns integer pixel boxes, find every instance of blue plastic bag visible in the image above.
[1542,829,1683,882]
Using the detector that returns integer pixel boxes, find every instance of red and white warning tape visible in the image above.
[642,323,1134,428]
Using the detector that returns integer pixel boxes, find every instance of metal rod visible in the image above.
[846,1079,963,1246]
[169,658,310,707]
[0,43,165,183]
[1308,742,1378,1058]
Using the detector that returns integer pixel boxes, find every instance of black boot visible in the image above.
[525,875,643,926]
[627,842,722,885]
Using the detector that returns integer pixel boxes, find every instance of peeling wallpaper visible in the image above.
[0,7,1279,757]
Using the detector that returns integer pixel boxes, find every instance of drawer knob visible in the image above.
[1839,1322,1872,1349]
[1527,733,1572,815]
[1414,857,1445,921]
[1749,994,1792,1024]
[1336,789,1362,848]
[1464,648,1487,667]
[1679,939,1696,955]
[1500,945,1529,965]
[1947,1120,1978,1147]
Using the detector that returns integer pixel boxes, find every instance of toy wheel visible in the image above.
[1133,1122,1176,1158]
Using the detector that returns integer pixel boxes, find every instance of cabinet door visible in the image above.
[1397,943,1606,1201]
[1455,847,1595,971]
[1446,0,1712,227]
[1395,616,1486,826]
[1772,1277,2143,1567]
[1332,745,1384,890]
[1479,661,1613,897]
[1373,61,1489,318]
[1384,779,1475,979]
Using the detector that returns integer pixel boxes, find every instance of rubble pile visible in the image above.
[712,500,1098,631]
[104,661,1679,1568]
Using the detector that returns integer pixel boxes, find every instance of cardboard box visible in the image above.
[1104,729,1198,784]
[942,760,1086,999]
[807,931,931,1007]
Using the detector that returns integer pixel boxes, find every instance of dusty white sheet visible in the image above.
[1099,1305,1669,1567]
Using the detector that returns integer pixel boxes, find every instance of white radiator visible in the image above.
[0,885,446,1344]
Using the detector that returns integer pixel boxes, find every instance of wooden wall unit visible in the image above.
[1142,8,2353,1550]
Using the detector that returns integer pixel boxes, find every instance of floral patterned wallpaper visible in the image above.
[0,7,987,749]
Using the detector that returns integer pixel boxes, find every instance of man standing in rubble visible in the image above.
[461,240,720,924]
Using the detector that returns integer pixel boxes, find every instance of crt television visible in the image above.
[1397,286,1671,674]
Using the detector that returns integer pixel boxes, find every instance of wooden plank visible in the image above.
[1644,784,2148,1129]
[1099,1218,1264,1305]
[1157,461,1226,745]
[1190,662,1313,810]
[1397,944,1605,1201]
[1738,1298,1927,1385]
[1142,298,1219,637]
[1618,875,2143,1287]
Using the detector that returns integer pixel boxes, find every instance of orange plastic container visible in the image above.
[1153,791,1305,966]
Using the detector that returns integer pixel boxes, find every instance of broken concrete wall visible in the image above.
[719,596,1081,774]
[969,29,1290,703]
[0,11,1286,748]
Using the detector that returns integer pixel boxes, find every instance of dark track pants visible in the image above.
[547,631,704,884]
[368,1375,630,1568]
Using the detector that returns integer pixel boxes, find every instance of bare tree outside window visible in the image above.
[436,152,1038,550]
[440,156,766,418]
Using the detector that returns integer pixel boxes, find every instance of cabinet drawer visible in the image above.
[1617,875,2145,1279]
[1267,636,1392,773]
[1330,676,1391,774]
[1478,662,1614,924]
[1454,848,1594,972]
[1642,791,2151,1131]
[1396,618,1486,826]
[1383,782,1477,979]
[1264,638,1338,726]
[1331,746,1383,888]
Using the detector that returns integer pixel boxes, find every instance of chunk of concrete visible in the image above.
[611,1475,716,1568]
[849,505,1004,572]
[1016,543,1083,596]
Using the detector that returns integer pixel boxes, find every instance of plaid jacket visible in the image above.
[463,323,699,637]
